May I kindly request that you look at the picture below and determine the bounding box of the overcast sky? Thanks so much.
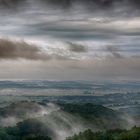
[0,0,140,81]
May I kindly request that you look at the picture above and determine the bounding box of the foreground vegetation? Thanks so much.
[0,102,139,140]
[0,121,140,140]
[66,127,140,140]
[0,119,52,140]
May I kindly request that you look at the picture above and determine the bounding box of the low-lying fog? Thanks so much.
[0,101,139,140]
[0,102,87,140]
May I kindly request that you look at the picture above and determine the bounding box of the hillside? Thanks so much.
[58,103,127,130]
[0,101,131,139]
[0,101,43,118]
[66,127,140,140]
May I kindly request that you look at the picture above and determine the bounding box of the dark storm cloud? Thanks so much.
[41,0,140,9]
[106,45,123,59]
[0,0,139,81]
[1,0,140,12]
[0,39,49,60]
[0,0,21,8]
[67,42,87,53]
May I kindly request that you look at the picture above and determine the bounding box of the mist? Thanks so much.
[0,101,139,140]
[0,102,88,140]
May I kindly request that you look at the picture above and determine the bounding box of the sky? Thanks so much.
[0,0,140,81]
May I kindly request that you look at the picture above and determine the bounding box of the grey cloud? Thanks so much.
[35,0,140,11]
[1,0,140,42]
[0,57,140,80]
[0,0,21,9]
[67,42,87,53]
[37,0,140,15]
[1,0,140,16]
[43,0,110,8]
[0,39,50,60]
[0,0,114,9]
[106,45,123,59]
[0,39,84,61]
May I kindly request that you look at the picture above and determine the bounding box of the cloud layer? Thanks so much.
[1,0,140,12]
[0,0,139,80]
[0,39,49,60]
[68,42,87,53]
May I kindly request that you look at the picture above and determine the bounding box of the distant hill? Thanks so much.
[0,101,49,127]
[58,103,127,130]
[0,101,128,129]
[0,101,43,118]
